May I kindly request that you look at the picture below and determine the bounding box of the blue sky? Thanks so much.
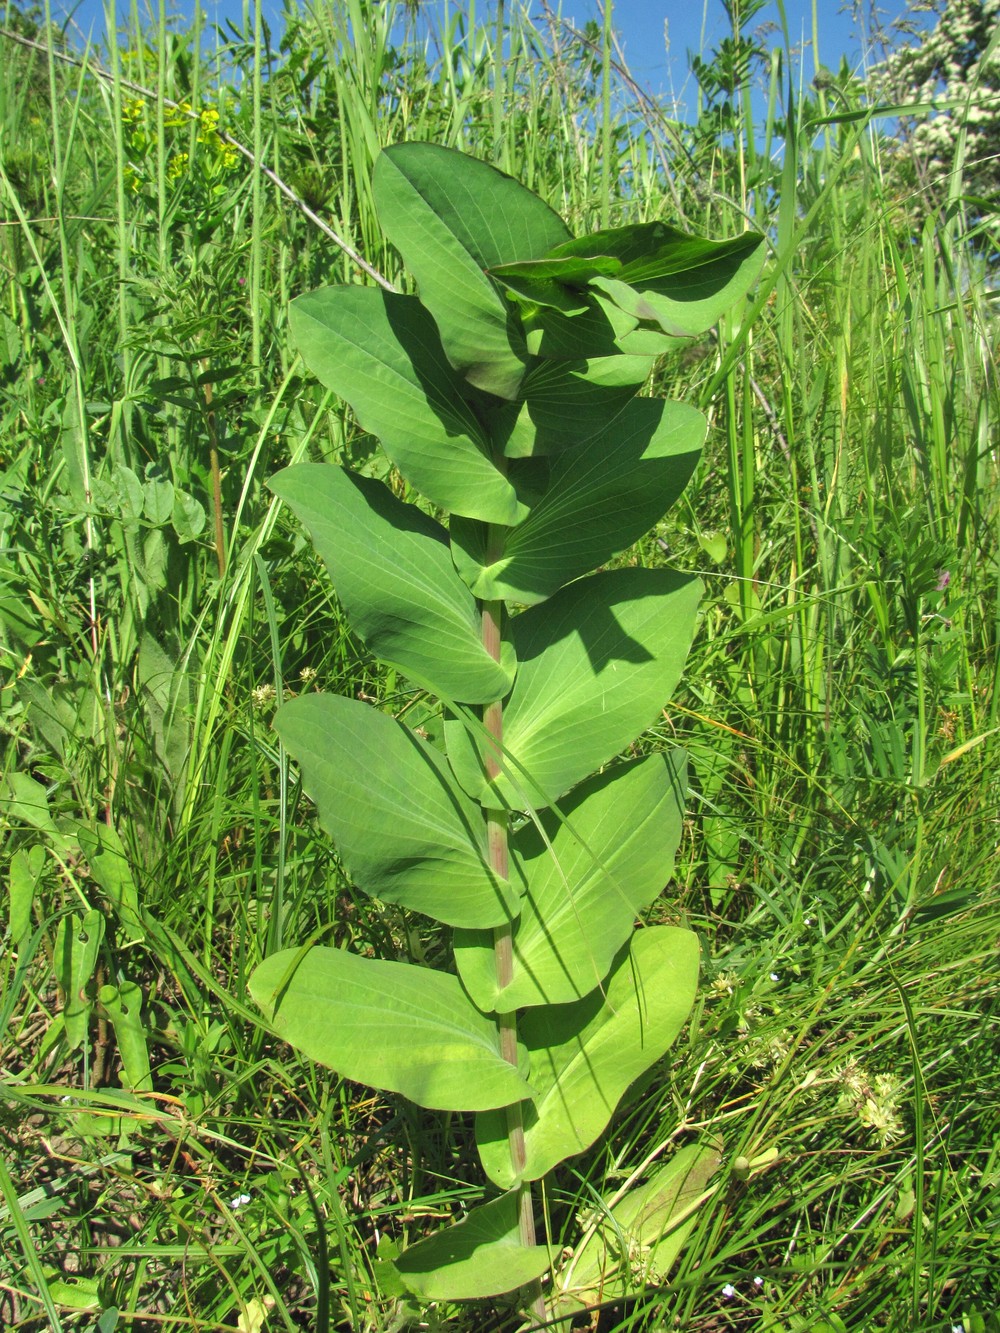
[563,1,924,104]
[60,0,928,121]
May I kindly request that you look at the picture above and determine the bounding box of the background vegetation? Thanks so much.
[0,0,997,1328]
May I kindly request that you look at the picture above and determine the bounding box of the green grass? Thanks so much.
[1,0,998,1328]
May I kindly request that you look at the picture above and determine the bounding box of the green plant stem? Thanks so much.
[481,602,524,1150]
[599,0,612,229]
[482,563,544,1320]
[200,362,227,579]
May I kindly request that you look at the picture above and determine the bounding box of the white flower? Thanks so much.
[769,972,780,982]
[722,1283,736,1298]
[228,1192,252,1209]
[251,683,276,711]
[753,1275,764,1288]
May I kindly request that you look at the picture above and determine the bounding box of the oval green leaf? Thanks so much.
[477,925,700,1186]
[455,752,688,1010]
[277,694,521,929]
[394,1191,550,1300]
[451,398,706,604]
[501,355,651,459]
[271,464,514,704]
[288,286,524,524]
[553,1141,721,1314]
[250,947,533,1111]
[374,143,570,398]
[590,229,767,338]
[445,568,702,808]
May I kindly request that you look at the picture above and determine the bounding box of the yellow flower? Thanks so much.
[166,152,189,181]
[164,100,193,129]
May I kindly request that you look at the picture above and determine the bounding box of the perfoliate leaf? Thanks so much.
[500,356,651,458]
[373,143,570,398]
[270,464,514,704]
[477,926,700,1185]
[523,296,625,360]
[288,286,524,524]
[490,254,622,283]
[587,228,766,339]
[455,752,688,1010]
[394,1191,550,1300]
[552,1141,721,1314]
[276,694,521,929]
[488,254,619,316]
[250,948,533,1111]
[445,568,702,808]
[451,398,706,604]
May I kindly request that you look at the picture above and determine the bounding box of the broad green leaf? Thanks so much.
[276,694,520,929]
[16,677,69,760]
[0,771,60,838]
[544,222,675,267]
[137,632,190,812]
[373,143,570,398]
[52,908,105,1050]
[451,399,706,604]
[548,220,759,276]
[501,356,651,458]
[289,286,523,524]
[552,1141,721,1314]
[97,981,152,1092]
[143,473,174,525]
[488,271,591,315]
[587,230,766,339]
[477,926,700,1186]
[9,845,44,942]
[250,947,532,1111]
[488,255,620,316]
[455,752,688,1010]
[445,568,702,808]
[113,464,144,528]
[172,487,206,543]
[523,296,625,360]
[76,823,144,942]
[270,464,514,704]
[43,1275,101,1312]
[490,254,622,283]
[394,1191,550,1300]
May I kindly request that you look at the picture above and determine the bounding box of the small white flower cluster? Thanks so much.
[708,970,738,998]
[228,1191,252,1209]
[251,683,276,712]
[836,1059,906,1147]
[873,0,1000,201]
